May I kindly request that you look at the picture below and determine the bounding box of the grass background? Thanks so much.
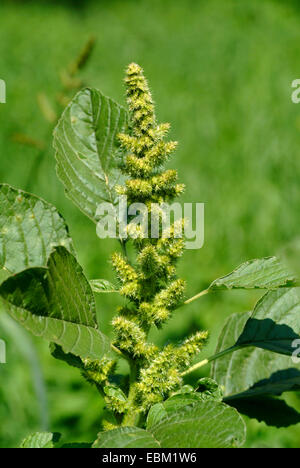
[0,0,300,447]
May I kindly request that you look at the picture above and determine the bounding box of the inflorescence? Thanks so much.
[85,63,208,423]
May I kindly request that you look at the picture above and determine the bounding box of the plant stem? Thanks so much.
[184,288,210,305]
[110,343,124,357]
[119,238,130,263]
[122,362,140,427]
[181,345,241,377]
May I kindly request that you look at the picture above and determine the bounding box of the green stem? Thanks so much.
[184,288,210,305]
[122,362,140,427]
[119,239,128,258]
[111,343,126,358]
[181,345,242,377]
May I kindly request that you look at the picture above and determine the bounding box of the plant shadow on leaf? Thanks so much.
[226,397,300,428]
[236,318,300,355]
[227,368,300,399]
[225,368,300,428]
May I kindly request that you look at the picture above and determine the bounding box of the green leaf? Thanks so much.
[236,288,300,355]
[90,279,119,293]
[146,402,167,429]
[226,368,300,400]
[209,256,296,290]
[196,377,223,401]
[0,184,73,284]
[53,88,128,223]
[171,384,194,396]
[103,386,127,403]
[94,397,245,448]
[49,343,84,369]
[211,309,300,398]
[227,397,300,428]
[147,400,246,448]
[146,393,205,429]
[20,432,60,448]
[0,247,110,360]
[93,427,160,449]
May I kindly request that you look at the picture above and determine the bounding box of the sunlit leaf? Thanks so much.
[0,247,110,360]
[53,88,128,223]
[210,257,296,291]
[0,184,73,284]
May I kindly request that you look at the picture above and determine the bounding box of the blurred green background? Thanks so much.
[1,0,300,448]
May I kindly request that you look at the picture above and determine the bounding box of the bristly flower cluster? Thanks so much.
[91,63,208,421]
